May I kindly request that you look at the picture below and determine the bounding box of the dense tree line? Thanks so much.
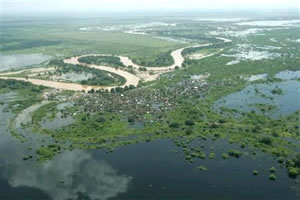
[182,42,228,56]
[88,84,136,94]
[78,56,125,67]
[150,30,224,43]
[49,59,125,86]
[0,79,45,92]
[133,51,174,67]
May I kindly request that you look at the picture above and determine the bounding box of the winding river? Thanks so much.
[0,38,231,92]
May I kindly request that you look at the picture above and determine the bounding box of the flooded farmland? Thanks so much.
[0,54,51,72]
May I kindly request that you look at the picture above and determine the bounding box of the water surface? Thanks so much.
[0,94,299,200]
[0,54,51,72]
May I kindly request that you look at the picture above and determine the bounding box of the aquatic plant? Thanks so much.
[288,167,299,178]
[196,165,207,172]
[269,174,276,181]
[269,167,276,173]
[253,170,258,176]
[228,150,242,158]
[222,153,229,159]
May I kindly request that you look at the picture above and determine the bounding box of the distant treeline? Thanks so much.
[182,42,228,56]
[0,79,45,93]
[78,56,125,68]
[133,51,174,67]
[0,40,61,51]
[150,30,223,43]
[49,59,125,86]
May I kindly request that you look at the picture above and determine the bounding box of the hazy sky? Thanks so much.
[2,0,299,13]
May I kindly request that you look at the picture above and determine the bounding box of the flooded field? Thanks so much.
[41,103,75,130]
[0,125,299,199]
[1,83,299,199]
[0,54,51,72]
[55,72,95,82]
[236,20,300,27]
[223,44,281,65]
[1,9,300,200]
[214,71,300,118]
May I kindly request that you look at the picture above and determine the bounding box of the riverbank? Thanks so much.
[0,38,230,92]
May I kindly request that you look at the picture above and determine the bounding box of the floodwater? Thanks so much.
[0,38,225,91]
[214,71,300,118]
[41,103,75,130]
[275,70,300,80]
[236,20,300,27]
[56,72,94,82]
[0,54,51,72]
[223,50,281,65]
[0,95,299,200]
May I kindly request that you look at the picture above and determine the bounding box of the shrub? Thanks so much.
[209,153,216,159]
[272,132,279,137]
[210,123,219,128]
[197,165,207,171]
[269,167,276,173]
[169,122,180,129]
[197,152,206,159]
[277,157,284,164]
[269,174,276,181]
[253,170,258,176]
[185,120,195,126]
[228,150,242,158]
[259,136,273,145]
[293,154,300,167]
[89,89,95,93]
[222,153,229,159]
[288,167,299,178]
[218,119,226,124]
[96,116,106,123]
[128,116,135,123]
[186,129,193,135]
[271,88,283,95]
[129,85,136,90]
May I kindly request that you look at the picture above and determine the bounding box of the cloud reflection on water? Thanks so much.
[4,149,132,200]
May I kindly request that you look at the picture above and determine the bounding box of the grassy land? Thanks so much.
[1,22,183,65]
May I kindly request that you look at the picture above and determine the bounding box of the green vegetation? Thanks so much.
[269,174,276,181]
[269,167,277,173]
[253,170,259,176]
[0,39,61,51]
[228,150,242,158]
[182,42,226,56]
[288,167,299,178]
[131,50,174,67]
[2,17,300,181]
[48,59,125,86]
[1,22,181,65]
[286,155,300,178]
[209,152,216,159]
[196,165,207,172]
[0,79,45,113]
[36,145,62,162]
[222,153,229,159]
[271,88,283,95]
[78,56,125,67]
